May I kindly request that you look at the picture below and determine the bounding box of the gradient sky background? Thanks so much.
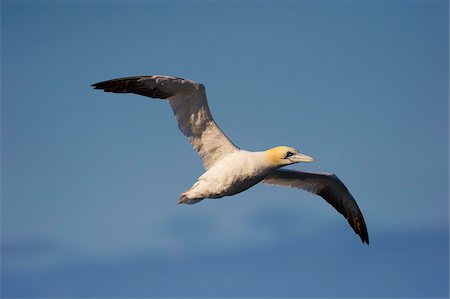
[1,0,449,297]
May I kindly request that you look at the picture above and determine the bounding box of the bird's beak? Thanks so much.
[289,152,314,163]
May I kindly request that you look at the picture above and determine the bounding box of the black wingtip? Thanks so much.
[90,78,132,93]
[91,83,103,89]
[91,81,105,90]
[91,77,174,99]
[91,80,115,90]
[360,231,369,245]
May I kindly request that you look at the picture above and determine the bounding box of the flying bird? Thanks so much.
[92,75,369,244]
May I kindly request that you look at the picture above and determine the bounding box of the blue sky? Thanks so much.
[1,0,449,297]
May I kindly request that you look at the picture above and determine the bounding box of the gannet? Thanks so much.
[92,75,369,244]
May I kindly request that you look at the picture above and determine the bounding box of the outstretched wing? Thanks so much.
[92,76,239,169]
[263,169,369,244]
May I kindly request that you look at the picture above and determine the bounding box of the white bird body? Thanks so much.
[92,75,369,244]
[182,150,272,203]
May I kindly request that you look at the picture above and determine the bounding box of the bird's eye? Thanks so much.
[285,151,294,159]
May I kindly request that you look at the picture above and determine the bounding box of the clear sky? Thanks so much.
[1,0,449,297]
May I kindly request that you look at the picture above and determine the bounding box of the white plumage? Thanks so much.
[92,75,369,244]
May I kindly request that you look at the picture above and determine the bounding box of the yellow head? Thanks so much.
[264,146,314,168]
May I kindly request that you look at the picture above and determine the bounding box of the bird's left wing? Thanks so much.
[263,169,369,244]
[92,76,238,169]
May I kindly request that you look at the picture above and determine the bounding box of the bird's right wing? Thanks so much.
[92,76,239,169]
[263,169,369,244]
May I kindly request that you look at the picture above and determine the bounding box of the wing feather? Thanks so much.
[263,169,369,244]
[92,76,238,169]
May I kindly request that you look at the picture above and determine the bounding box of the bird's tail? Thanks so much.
[178,194,203,205]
